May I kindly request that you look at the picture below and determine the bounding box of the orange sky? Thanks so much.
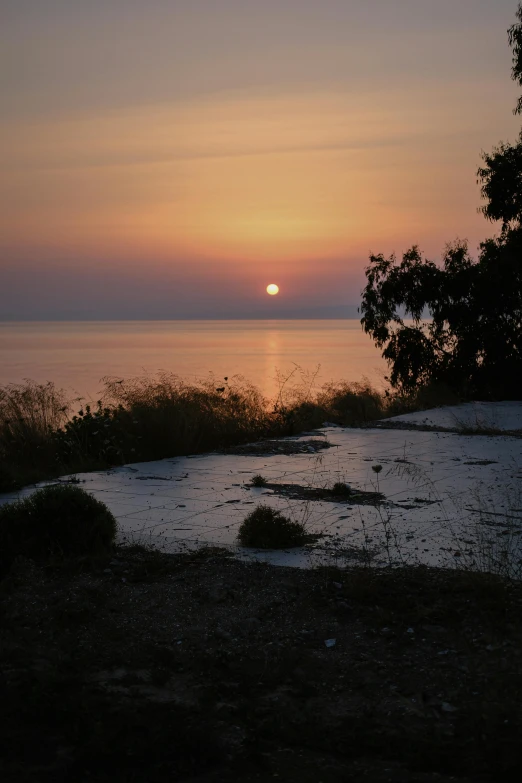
[1,0,521,318]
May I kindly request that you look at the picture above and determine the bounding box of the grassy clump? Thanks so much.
[0,484,117,575]
[250,474,268,487]
[330,481,352,496]
[238,505,307,549]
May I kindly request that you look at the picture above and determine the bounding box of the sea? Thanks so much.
[0,320,387,403]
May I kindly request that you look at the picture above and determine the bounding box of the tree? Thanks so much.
[509,3,522,116]
[360,5,522,400]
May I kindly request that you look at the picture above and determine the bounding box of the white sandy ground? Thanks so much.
[385,400,522,432]
[1,404,521,572]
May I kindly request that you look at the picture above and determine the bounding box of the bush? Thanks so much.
[99,372,273,460]
[250,475,268,487]
[238,505,307,549]
[330,482,352,496]
[0,484,117,574]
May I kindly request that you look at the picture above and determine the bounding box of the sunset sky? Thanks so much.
[1,0,521,319]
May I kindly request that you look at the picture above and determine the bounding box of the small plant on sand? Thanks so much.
[329,481,352,496]
[250,474,268,487]
[0,484,117,575]
[238,505,307,549]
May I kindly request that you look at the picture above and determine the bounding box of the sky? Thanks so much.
[1,0,521,319]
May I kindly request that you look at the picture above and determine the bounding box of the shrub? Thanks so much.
[250,475,268,487]
[0,484,117,574]
[330,481,352,496]
[238,505,307,549]
[317,381,386,425]
[100,372,273,460]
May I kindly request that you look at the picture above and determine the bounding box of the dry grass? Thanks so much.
[101,371,273,458]
[0,371,449,492]
[0,381,70,490]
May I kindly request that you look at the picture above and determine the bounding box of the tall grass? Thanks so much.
[0,381,70,490]
[101,372,274,458]
[0,370,440,492]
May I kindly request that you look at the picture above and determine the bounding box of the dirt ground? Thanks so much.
[1,547,521,782]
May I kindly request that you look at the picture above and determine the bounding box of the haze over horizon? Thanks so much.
[1,0,520,320]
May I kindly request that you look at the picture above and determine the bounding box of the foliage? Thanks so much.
[473,4,522,231]
[0,484,117,574]
[250,474,268,487]
[238,505,307,549]
[361,6,522,399]
[277,375,387,433]
[0,373,427,492]
[477,137,522,230]
[509,3,522,115]
[98,372,274,460]
[0,381,69,490]
[361,236,522,397]
[478,1,522,231]
[330,482,352,496]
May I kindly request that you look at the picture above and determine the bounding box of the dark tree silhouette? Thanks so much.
[509,3,522,116]
[361,5,522,399]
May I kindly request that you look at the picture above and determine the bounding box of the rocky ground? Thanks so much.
[1,547,521,782]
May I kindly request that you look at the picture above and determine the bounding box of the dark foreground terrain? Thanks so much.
[1,548,521,782]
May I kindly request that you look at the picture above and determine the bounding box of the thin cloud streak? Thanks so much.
[4,137,415,173]
[1,0,520,318]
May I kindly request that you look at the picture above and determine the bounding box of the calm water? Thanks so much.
[0,320,387,402]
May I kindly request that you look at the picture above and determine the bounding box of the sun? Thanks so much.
[266,283,279,295]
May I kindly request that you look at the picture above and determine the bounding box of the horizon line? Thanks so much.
[0,315,362,324]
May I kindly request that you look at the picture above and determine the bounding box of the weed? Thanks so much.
[250,474,268,487]
[0,484,117,575]
[329,481,352,496]
[238,505,308,549]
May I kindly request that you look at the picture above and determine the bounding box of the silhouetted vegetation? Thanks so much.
[238,505,308,548]
[0,484,116,575]
[329,481,352,496]
[361,7,522,400]
[0,373,427,492]
[250,474,268,487]
[0,381,70,491]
